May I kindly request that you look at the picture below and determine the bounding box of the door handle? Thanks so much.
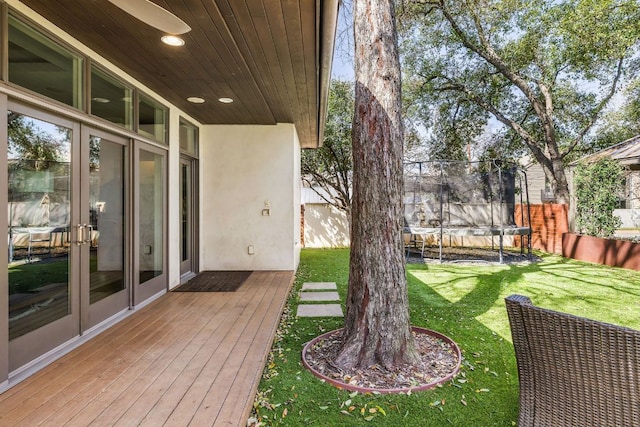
[84,224,93,245]
[76,224,85,246]
[76,224,93,245]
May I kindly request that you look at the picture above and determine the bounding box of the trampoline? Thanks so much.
[403,160,532,263]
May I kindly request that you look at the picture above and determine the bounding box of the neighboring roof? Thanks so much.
[572,135,640,166]
[18,0,339,148]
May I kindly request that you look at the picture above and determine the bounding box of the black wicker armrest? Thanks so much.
[505,294,640,427]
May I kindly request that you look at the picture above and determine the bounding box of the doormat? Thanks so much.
[173,271,253,292]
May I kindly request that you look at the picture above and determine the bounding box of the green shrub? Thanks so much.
[574,158,624,238]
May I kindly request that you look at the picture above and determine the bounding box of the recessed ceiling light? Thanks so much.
[161,35,185,46]
[187,97,206,104]
[218,97,234,104]
[92,97,110,103]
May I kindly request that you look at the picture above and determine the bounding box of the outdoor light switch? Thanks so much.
[144,245,152,255]
[262,200,271,216]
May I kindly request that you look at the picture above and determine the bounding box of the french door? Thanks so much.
[6,103,167,372]
[80,126,129,330]
[7,106,80,371]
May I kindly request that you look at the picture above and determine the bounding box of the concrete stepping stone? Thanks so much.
[302,282,337,291]
[297,304,343,317]
[299,291,340,302]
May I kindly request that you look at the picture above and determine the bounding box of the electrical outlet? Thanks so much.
[248,245,255,255]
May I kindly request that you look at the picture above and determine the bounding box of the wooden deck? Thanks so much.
[0,270,294,427]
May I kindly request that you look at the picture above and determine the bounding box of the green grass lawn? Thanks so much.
[8,258,69,293]
[251,248,640,426]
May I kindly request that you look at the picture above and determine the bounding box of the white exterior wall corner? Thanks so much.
[200,124,300,271]
[292,131,302,269]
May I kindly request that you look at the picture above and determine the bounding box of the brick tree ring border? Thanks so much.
[301,326,461,394]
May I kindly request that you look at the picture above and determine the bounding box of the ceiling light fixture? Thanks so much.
[92,97,110,103]
[218,97,234,104]
[187,97,206,104]
[161,35,185,46]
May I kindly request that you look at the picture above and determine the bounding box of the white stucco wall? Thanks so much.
[200,124,301,271]
[304,203,350,248]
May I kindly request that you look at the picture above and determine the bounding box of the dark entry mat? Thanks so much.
[173,271,252,292]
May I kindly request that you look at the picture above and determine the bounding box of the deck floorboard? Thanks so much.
[0,271,294,427]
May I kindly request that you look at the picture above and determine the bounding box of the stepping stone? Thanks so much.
[297,304,343,317]
[299,291,340,302]
[302,282,337,291]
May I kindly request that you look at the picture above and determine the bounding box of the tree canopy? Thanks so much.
[399,0,640,203]
[8,113,65,164]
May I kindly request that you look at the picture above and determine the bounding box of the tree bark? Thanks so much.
[335,0,418,370]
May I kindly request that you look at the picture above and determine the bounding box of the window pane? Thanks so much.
[179,120,198,155]
[8,15,83,109]
[139,150,164,284]
[8,111,72,339]
[138,95,167,144]
[91,66,133,129]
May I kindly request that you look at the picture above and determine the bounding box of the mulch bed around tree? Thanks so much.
[302,327,460,393]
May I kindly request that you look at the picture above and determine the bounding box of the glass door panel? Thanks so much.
[7,107,79,371]
[81,128,129,330]
[134,144,166,303]
[180,158,191,276]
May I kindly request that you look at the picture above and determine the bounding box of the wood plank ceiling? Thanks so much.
[18,0,335,148]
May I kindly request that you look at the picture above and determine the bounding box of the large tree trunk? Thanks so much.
[335,0,418,370]
[533,144,571,205]
[551,158,571,205]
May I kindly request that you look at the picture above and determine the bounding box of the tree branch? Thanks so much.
[437,77,552,170]
[561,57,626,159]
[437,1,550,125]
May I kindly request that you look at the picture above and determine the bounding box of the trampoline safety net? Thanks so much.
[403,160,532,263]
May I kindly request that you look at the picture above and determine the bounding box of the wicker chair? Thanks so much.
[505,294,640,427]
